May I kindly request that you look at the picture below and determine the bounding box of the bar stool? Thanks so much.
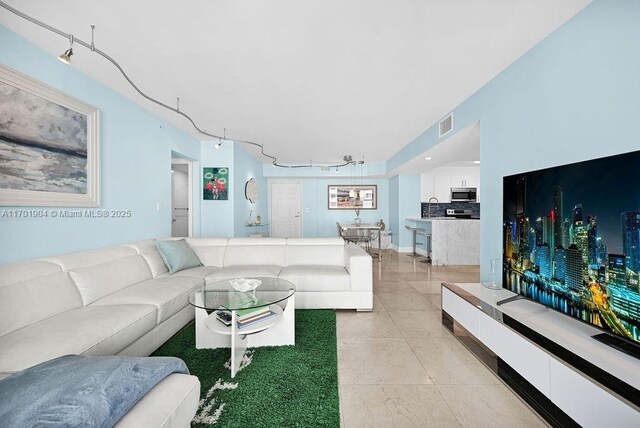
[416,229,432,264]
[405,226,432,264]
[405,226,425,257]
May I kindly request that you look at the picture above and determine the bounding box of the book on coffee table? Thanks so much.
[226,295,270,319]
[237,310,277,329]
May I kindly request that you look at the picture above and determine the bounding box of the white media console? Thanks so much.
[441,282,639,427]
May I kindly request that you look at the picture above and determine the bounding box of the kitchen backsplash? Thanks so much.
[421,202,480,219]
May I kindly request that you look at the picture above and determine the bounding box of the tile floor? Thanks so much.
[336,251,547,427]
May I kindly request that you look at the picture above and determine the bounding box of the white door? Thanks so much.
[270,182,303,238]
[171,164,190,237]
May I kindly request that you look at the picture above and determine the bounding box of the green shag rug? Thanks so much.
[152,310,340,427]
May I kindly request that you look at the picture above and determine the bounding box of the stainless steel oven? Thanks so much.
[450,187,477,202]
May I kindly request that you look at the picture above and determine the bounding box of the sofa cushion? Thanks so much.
[0,271,83,337]
[279,265,351,292]
[285,238,345,266]
[0,260,62,286]
[186,238,229,267]
[40,245,138,271]
[223,238,286,266]
[205,265,283,283]
[125,240,170,278]
[0,260,82,338]
[154,239,202,274]
[91,276,203,323]
[114,373,201,428]
[69,255,153,305]
[0,304,157,374]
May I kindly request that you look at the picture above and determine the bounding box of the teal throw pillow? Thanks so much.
[154,239,202,275]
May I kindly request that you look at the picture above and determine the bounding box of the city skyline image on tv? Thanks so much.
[503,150,640,346]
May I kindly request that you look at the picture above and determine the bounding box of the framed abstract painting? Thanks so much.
[0,64,100,207]
[203,167,229,200]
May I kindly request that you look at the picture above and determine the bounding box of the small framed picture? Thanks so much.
[327,185,377,210]
[203,167,229,200]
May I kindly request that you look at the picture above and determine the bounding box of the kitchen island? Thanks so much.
[406,217,480,265]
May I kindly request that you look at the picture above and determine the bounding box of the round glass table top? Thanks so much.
[188,277,296,311]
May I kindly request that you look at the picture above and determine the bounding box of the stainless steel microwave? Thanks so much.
[450,187,477,202]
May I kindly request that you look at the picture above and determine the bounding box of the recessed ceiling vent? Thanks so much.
[439,113,453,137]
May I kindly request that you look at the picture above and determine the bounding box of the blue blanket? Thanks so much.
[0,354,189,427]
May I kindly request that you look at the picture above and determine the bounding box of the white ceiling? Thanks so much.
[0,0,590,165]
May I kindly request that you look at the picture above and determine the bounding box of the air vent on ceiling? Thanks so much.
[439,113,453,137]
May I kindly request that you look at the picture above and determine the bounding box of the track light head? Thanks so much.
[214,142,221,149]
[58,47,73,64]
[58,34,74,64]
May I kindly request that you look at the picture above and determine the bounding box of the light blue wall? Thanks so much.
[200,141,234,237]
[0,25,201,264]
[264,161,387,178]
[388,176,400,246]
[386,0,640,279]
[386,174,420,249]
[233,144,268,237]
[267,178,389,238]
[316,178,389,237]
[397,175,421,249]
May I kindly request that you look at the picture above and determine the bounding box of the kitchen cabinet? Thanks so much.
[421,166,480,203]
[432,175,452,202]
[451,174,477,188]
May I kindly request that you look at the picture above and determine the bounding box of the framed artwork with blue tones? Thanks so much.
[0,64,100,207]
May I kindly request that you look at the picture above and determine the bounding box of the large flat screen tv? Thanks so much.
[503,150,640,355]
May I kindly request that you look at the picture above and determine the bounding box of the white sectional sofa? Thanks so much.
[153,237,373,309]
[0,245,201,428]
[0,236,372,427]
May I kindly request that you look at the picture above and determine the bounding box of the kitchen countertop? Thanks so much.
[406,217,480,222]
[404,217,480,265]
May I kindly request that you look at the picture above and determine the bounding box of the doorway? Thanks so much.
[171,159,193,237]
[269,182,303,238]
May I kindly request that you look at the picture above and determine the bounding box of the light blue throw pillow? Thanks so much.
[153,239,202,274]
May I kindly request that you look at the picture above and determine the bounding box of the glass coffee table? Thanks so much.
[188,277,296,377]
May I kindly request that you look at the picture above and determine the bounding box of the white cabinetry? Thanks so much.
[451,174,477,188]
[421,166,480,203]
[432,175,452,202]
[442,285,640,427]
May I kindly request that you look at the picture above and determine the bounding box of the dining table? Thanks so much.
[338,222,382,260]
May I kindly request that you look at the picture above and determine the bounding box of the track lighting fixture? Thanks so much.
[215,129,226,149]
[57,34,74,64]
[0,1,368,170]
